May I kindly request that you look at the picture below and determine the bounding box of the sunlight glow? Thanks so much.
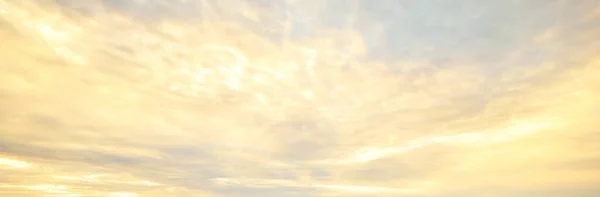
[0,157,30,168]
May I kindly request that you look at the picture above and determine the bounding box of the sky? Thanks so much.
[0,0,599,196]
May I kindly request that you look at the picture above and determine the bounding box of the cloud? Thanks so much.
[1,0,599,197]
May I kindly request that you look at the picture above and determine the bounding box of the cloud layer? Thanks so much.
[1,0,599,196]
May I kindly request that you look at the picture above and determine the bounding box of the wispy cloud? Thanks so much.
[0,0,599,197]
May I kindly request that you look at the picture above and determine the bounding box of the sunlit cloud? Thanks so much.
[346,120,556,163]
[0,156,29,168]
[313,184,410,193]
[109,192,139,197]
[0,0,599,197]
[211,177,423,194]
